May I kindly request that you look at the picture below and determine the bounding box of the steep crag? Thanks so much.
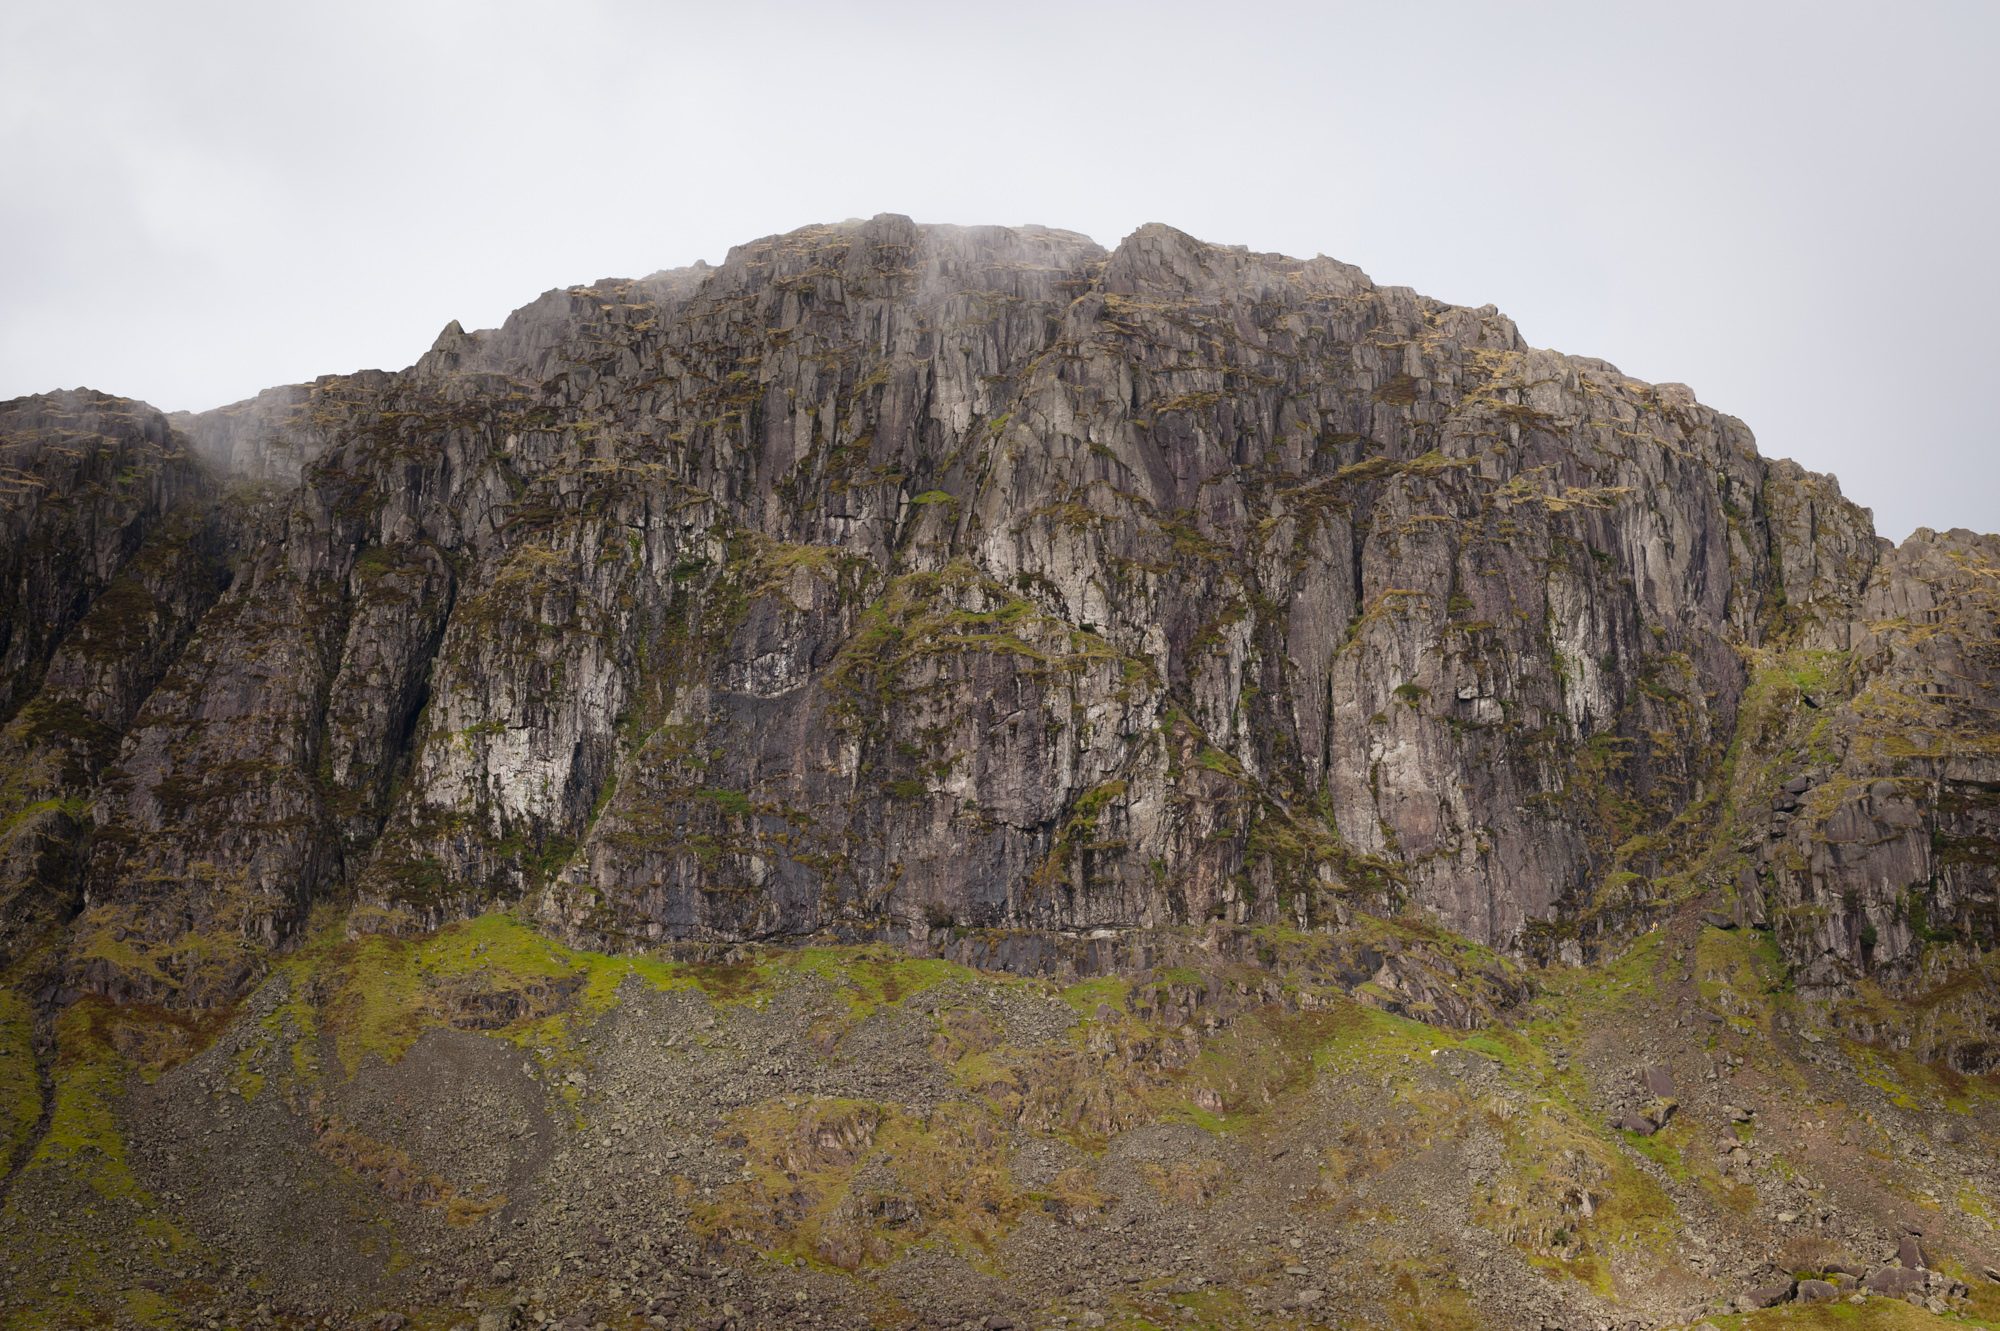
[0,217,1996,1330]
[5,216,1988,1008]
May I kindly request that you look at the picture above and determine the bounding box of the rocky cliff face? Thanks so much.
[3,216,1998,1331]
[0,390,227,961]
[0,216,1992,1022]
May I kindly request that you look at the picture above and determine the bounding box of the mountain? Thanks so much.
[0,216,1995,1330]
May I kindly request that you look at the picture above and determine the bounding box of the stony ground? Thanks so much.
[1,905,1996,1331]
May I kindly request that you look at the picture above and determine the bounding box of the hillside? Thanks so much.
[0,215,1994,1330]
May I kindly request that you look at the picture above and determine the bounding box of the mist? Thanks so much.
[2,0,1995,540]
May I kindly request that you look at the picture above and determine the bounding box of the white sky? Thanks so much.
[2,0,1994,540]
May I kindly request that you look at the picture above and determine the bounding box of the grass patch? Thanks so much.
[692,1096,1028,1271]
[0,988,40,1170]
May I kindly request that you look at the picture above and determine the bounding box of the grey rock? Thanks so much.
[1868,1266,1926,1297]
[1610,1112,1659,1137]
[0,217,1990,1060]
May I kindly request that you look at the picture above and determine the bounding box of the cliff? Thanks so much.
[1,216,1996,1330]
[4,215,1990,1018]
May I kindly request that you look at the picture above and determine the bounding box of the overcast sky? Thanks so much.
[2,1,1994,540]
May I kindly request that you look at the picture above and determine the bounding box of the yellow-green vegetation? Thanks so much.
[1563,641,1852,934]
[247,911,694,1079]
[1059,974,1132,1017]
[0,987,39,1169]
[935,985,1161,1144]
[1314,995,1689,1299]
[1375,1248,1488,1331]
[1032,779,1131,890]
[740,534,876,608]
[1526,928,1670,1036]
[29,1000,162,1203]
[66,891,277,1008]
[1696,924,1788,1037]
[1843,1038,1992,1116]
[2,996,194,1299]
[3,904,1985,1328]
[1696,1287,2000,1330]
[822,560,1142,735]
[0,990,201,1331]
[1958,1183,1997,1230]
[1476,934,1728,1290]
[232,914,983,1094]
[1835,956,2000,1083]
[692,1096,1047,1272]
[1100,1283,1258,1330]
[775,946,973,1015]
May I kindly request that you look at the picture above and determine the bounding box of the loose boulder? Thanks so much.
[1868,1266,1926,1297]
[1740,1279,1794,1310]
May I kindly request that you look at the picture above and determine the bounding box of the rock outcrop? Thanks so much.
[0,390,226,958]
[0,215,1991,1022]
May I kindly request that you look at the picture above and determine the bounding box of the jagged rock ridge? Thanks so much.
[0,214,1992,1032]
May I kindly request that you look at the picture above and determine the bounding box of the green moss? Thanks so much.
[692,1096,1026,1272]
[264,912,689,1075]
[1694,925,1784,1036]
[767,946,974,1017]
[823,561,1139,744]
[25,1001,164,1209]
[1842,1039,1979,1115]
[1703,1295,2000,1329]
[1059,975,1132,1017]
[244,915,1003,1088]
[0,989,40,1170]
[1621,1124,1689,1180]
[1195,744,1243,777]
[694,786,754,817]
